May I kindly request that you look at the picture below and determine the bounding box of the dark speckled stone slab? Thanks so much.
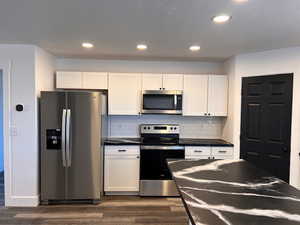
[167,159,300,225]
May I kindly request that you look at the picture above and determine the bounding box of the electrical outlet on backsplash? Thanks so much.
[108,115,225,139]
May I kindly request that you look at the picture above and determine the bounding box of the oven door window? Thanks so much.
[143,94,175,110]
[140,150,184,180]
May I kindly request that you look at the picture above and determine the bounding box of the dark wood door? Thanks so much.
[240,74,293,182]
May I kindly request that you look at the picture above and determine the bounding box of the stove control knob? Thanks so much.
[174,127,177,130]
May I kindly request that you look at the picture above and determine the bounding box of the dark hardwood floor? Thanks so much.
[0,196,189,225]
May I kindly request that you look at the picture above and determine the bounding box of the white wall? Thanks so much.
[0,45,55,207]
[224,47,300,189]
[55,58,224,74]
[35,47,55,96]
[0,71,3,172]
[0,45,38,206]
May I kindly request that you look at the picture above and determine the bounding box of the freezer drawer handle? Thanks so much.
[61,109,67,167]
[66,109,72,167]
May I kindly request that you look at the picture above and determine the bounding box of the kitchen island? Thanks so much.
[167,159,300,225]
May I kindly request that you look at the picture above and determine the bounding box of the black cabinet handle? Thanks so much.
[118,150,127,152]
[194,150,203,153]
[218,150,227,153]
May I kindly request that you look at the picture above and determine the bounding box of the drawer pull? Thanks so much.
[194,150,203,153]
[118,150,127,152]
[218,150,227,153]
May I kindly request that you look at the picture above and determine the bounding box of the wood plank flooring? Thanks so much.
[0,196,189,225]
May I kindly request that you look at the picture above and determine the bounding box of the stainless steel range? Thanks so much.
[139,124,185,196]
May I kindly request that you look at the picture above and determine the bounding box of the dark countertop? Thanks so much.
[167,159,300,225]
[104,138,233,147]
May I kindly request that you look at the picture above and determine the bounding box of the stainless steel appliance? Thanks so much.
[142,90,183,115]
[139,124,184,196]
[40,91,107,204]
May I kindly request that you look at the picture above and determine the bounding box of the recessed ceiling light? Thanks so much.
[137,44,148,50]
[234,0,248,2]
[82,42,94,48]
[212,14,231,24]
[189,45,201,52]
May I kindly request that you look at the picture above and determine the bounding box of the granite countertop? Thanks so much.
[167,159,300,225]
[104,138,233,147]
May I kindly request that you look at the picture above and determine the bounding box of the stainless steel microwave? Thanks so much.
[142,90,183,115]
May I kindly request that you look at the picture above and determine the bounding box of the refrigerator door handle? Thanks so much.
[61,109,67,167]
[66,109,72,167]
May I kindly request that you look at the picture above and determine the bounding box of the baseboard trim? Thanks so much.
[5,195,39,207]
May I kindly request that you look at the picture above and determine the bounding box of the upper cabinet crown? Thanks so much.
[142,74,183,90]
[56,71,108,89]
[183,75,228,117]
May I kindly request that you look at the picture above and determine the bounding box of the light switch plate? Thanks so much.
[9,127,18,136]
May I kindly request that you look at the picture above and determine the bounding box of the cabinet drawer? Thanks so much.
[105,145,140,156]
[185,147,211,156]
[211,147,233,156]
[185,156,210,160]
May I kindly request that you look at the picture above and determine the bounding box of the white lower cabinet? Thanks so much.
[104,146,140,192]
[211,147,234,159]
[185,146,233,160]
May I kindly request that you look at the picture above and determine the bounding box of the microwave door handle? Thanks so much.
[174,95,177,109]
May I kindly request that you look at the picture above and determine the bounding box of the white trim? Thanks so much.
[0,60,11,207]
[5,195,39,207]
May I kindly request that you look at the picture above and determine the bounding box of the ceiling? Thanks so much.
[0,0,300,61]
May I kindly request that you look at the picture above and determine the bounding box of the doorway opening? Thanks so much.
[240,74,293,182]
[0,70,3,205]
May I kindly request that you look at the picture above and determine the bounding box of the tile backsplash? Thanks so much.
[108,115,225,138]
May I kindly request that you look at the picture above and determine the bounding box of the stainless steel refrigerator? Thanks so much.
[40,91,107,204]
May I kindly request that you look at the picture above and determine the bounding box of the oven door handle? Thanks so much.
[141,145,185,151]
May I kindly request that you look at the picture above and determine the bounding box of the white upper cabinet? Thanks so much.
[108,73,142,115]
[142,74,163,90]
[141,74,183,90]
[207,75,228,116]
[183,75,208,116]
[183,74,228,117]
[163,74,183,90]
[56,71,108,89]
[56,71,82,89]
[82,72,108,89]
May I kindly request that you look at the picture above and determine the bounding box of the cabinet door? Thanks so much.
[183,75,208,116]
[185,146,211,159]
[142,74,163,90]
[56,71,82,89]
[208,75,228,116]
[211,147,233,160]
[104,155,140,192]
[82,72,108,89]
[163,74,183,90]
[108,73,142,115]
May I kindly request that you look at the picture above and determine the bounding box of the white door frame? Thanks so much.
[0,60,11,207]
